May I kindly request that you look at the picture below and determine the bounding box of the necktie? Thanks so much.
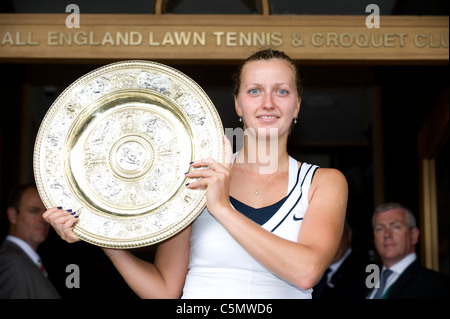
[373,269,393,299]
[37,259,48,277]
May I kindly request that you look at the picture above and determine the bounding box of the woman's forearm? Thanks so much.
[102,226,191,299]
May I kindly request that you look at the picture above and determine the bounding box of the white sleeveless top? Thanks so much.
[182,156,319,299]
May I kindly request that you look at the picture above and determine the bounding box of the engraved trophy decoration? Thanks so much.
[34,61,224,248]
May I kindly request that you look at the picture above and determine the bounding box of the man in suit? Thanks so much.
[367,202,448,299]
[0,183,60,299]
[312,221,369,299]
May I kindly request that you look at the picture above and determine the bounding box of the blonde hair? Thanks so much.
[232,48,303,98]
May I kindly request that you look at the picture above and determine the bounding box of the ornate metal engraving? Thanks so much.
[34,60,224,248]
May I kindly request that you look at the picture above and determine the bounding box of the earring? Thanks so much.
[239,117,242,123]
[294,117,298,124]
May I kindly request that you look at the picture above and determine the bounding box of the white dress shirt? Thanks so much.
[367,252,417,299]
[6,235,42,267]
[325,248,352,287]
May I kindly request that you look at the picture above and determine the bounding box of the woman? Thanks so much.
[43,49,348,299]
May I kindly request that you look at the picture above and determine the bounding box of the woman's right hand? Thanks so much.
[43,207,80,243]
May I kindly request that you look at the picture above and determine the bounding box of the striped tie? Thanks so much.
[373,269,393,299]
[37,259,48,277]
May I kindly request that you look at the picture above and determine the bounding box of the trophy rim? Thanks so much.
[34,60,224,248]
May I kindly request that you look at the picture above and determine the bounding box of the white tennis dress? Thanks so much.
[182,156,319,299]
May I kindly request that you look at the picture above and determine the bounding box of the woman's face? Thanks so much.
[234,59,300,140]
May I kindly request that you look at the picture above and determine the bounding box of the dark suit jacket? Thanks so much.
[0,240,61,299]
[364,259,449,299]
[312,249,370,299]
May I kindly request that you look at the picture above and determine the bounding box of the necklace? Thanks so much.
[238,162,282,195]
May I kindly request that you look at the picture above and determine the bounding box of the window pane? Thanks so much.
[10,0,155,13]
[164,0,259,14]
[270,0,396,15]
[6,0,449,16]
[394,0,449,16]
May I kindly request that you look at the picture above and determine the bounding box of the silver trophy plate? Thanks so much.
[34,60,224,248]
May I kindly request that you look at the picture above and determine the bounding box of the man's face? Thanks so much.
[373,208,419,267]
[8,187,49,250]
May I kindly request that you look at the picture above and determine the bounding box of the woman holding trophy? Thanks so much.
[43,49,347,299]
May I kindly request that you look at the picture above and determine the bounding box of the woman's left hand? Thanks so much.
[185,136,233,215]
